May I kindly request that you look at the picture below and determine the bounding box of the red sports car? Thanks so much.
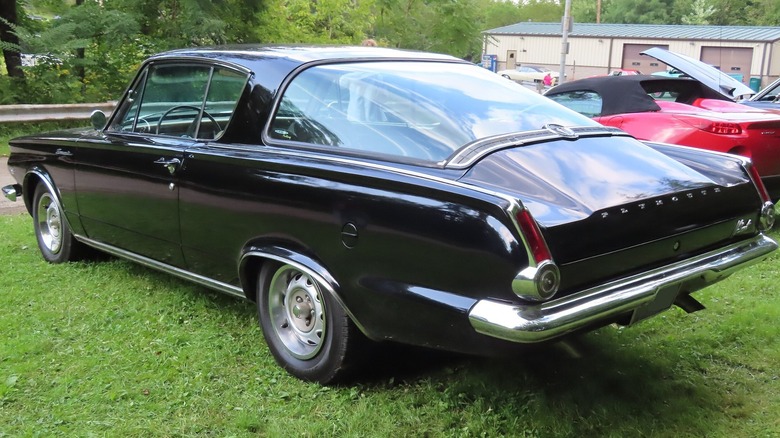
[546,75,780,200]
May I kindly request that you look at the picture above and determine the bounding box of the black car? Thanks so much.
[4,46,777,383]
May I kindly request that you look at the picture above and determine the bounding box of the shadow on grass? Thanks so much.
[97,261,724,436]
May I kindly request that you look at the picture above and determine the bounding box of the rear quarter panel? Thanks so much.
[177,145,530,349]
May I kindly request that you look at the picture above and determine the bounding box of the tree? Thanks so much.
[479,0,527,30]
[256,0,374,44]
[108,0,264,48]
[601,0,683,24]
[428,0,483,59]
[0,0,23,77]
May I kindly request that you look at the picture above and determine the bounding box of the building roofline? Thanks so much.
[484,22,780,43]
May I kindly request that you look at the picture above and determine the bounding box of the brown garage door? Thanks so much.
[701,47,753,84]
[622,43,669,74]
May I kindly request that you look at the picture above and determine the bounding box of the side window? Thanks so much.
[269,67,453,159]
[200,68,247,140]
[136,65,210,137]
[111,70,148,132]
[108,64,247,140]
[547,91,603,117]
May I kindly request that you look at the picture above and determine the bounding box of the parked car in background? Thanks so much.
[497,65,560,84]
[651,67,685,78]
[547,74,780,200]
[745,77,780,111]
[608,69,642,76]
[4,46,777,384]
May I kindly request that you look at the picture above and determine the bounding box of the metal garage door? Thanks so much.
[622,44,669,74]
[701,47,753,84]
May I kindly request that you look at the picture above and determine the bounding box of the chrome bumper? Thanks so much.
[2,184,20,202]
[469,233,777,343]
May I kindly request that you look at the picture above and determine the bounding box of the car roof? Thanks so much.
[547,75,725,116]
[145,45,468,96]
[151,45,461,67]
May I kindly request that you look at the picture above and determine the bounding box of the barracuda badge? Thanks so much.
[544,124,578,139]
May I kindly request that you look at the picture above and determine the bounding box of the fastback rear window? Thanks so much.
[269,61,595,162]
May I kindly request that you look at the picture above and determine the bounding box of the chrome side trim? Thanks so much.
[75,235,246,300]
[469,233,778,343]
[445,126,629,170]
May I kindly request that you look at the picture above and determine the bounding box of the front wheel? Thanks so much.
[257,262,362,384]
[32,183,84,263]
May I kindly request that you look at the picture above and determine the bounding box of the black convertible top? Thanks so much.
[546,75,728,116]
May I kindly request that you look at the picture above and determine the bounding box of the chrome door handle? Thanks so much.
[154,157,181,175]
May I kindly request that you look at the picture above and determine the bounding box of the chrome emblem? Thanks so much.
[734,218,753,235]
[544,124,578,139]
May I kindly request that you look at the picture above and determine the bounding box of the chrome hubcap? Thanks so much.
[268,266,326,360]
[37,193,63,254]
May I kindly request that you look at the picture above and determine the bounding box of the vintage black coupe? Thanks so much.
[4,46,778,383]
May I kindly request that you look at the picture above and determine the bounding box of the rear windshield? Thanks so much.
[269,61,596,162]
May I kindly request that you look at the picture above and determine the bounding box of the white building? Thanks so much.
[483,22,780,88]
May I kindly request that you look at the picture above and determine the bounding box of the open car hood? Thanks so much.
[641,47,755,101]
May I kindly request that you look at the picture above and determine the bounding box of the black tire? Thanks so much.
[32,183,84,263]
[257,262,362,384]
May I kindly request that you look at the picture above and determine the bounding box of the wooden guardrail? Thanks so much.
[0,102,116,123]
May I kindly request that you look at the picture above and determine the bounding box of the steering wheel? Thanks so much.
[156,105,220,137]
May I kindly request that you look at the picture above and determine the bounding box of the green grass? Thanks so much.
[1,213,779,437]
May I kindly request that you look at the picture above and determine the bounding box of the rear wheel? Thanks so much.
[257,262,362,384]
[32,184,84,263]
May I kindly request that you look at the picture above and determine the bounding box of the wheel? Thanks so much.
[32,183,83,263]
[257,262,362,384]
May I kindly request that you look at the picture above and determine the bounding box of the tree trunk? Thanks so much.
[74,0,85,90]
[0,0,24,78]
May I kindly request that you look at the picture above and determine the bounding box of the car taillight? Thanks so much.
[747,161,772,204]
[516,208,552,262]
[744,162,776,231]
[705,122,742,135]
[677,116,742,135]
[513,208,560,302]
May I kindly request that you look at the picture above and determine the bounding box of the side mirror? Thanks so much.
[90,110,107,130]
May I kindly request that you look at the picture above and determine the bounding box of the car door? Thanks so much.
[74,62,212,266]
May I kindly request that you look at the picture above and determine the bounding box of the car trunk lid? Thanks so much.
[640,47,755,101]
[459,136,763,295]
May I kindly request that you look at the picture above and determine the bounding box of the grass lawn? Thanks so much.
[1,213,779,437]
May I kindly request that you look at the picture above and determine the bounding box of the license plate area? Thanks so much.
[629,284,682,325]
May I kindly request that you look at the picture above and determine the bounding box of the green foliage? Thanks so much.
[602,0,682,24]
[372,0,484,58]
[255,0,374,44]
[428,0,483,58]
[4,0,780,104]
[479,0,528,30]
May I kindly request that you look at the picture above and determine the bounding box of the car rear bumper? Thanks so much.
[2,184,21,202]
[469,233,777,343]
